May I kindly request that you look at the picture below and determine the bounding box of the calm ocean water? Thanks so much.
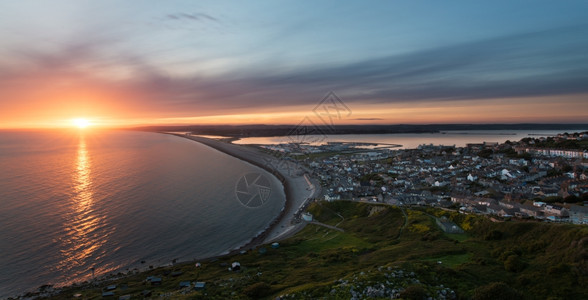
[0,130,285,298]
[233,130,585,148]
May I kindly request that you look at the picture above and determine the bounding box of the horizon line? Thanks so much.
[3,122,588,131]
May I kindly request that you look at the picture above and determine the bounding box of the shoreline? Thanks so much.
[166,133,315,254]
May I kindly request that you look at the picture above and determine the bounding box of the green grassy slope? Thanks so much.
[39,201,587,299]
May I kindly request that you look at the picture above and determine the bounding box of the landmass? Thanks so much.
[20,131,588,299]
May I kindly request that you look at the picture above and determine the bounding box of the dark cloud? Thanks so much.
[242,25,588,104]
[149,24,588,111]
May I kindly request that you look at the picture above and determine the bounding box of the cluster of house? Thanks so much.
[283,137,588,225]
[514,132,588,159]
[451,196,588,224]
[515,147,588,159]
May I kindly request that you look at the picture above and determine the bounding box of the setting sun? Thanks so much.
[72,118,91,129]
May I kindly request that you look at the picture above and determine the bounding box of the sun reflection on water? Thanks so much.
[57,133,114,283]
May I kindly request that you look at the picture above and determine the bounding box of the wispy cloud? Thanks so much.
[166,12,217,22]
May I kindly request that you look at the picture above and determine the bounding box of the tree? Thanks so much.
[478,149,494,158]
[544,196,563,204]
[564,195,581,203]
[517,152,533,161]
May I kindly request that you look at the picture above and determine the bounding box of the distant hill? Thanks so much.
[135,123,588,137]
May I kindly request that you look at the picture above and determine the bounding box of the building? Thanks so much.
[194,282,206,291]
[515,147,588,159]
[436,217,464,234]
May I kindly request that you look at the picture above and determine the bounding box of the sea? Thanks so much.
[232,130,584,148]
[0,130,285,298]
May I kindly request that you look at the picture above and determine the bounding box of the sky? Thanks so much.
[1,0,587,128]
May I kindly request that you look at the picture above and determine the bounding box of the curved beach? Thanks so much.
[168,133,318,251]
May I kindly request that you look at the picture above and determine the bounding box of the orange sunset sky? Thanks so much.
[1,1,587,129]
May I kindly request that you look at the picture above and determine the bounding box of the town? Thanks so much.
[263,132,588,225]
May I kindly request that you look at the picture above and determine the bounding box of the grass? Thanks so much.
[422,253,472,267]
[445,232,470,242]
[286,225,373,254]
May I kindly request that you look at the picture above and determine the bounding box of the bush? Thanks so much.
[421,231,441,241]
[548,263,570,275]
[243,282,272,298]
[504,255,526,272]
[472,282,522,300]
[498,250,516,262]
[484,230,503,240]
[399,285,428,300]
[409,223,431,234]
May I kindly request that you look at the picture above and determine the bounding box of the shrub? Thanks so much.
[504,255,526,272]
[484,230,503,241]
[547,263,570,275]
[421,231,441,241]
[243,282,272,298]
[399,285,428,300]
[409,223,431,234]
[472,282,522,300]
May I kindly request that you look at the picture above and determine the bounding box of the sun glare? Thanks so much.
[72,118,91,129]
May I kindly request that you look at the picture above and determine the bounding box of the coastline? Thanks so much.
[166,133,316,253]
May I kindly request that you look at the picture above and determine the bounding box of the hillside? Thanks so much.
[35,201,587,299]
